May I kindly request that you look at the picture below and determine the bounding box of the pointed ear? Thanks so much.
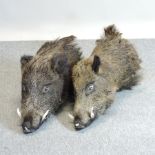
[51,53,70,75]
[91,55,101,73]
[20,55,33,68]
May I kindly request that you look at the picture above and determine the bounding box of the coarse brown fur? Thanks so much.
[20,35,81,133]
[72,25,141,130]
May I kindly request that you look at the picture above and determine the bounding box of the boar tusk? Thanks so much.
[24,126,30,132]
[42,110,50,122]
[75,123,80,127]
[17,108,22,118]
[90,107,95,119]
[68,113,74,120]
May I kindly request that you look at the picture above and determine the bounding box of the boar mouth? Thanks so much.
[74,108,97,131]
[22,118,45,134]
[23,126,37,134]
[74,117,96,131]
[21,110,50,134]
[22,120,40,134]
[74,119,92,131]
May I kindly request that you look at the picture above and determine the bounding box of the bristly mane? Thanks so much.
[23,36,82,73]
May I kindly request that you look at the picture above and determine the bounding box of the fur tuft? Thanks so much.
[104,24,121,39]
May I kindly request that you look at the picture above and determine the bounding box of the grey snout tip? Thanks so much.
[22,116,39,134]
[74,117,86,131]
[23,126,32,134]
[22,122,39,134]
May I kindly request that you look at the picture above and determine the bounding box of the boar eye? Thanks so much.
[42,86,50,93]
[85,83,95,96]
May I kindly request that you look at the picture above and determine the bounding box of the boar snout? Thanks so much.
[74,107,97,130]
[22,115,41,134]
[22,110,49,134]
[74,116,86,130]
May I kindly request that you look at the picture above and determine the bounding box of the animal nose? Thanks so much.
[22,116,37,134]
[74,117,86,131]
[22,121,32,134]
[74,110,97,131]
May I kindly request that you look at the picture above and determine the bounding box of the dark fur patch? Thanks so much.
[21,55,33,67]
[92,55,101,73]
[51,53,70,75]
[104,24,121,38]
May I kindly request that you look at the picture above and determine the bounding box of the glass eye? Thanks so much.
[42,86,49,93]
[85,83,95,96]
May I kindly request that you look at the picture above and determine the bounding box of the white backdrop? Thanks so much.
[0,0,155,40]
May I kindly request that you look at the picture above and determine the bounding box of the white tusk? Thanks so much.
[17,108,22,118]
[24,126,30,132]
[68,113,74,120]
[75,123,80,127]
[42,110,50,121]
[90,107,95,119]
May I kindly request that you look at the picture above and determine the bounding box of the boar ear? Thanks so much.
[20,55,33,68]
[51,53,69,75]
[92,55,101,73]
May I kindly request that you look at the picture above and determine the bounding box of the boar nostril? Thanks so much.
[23,115,33,124]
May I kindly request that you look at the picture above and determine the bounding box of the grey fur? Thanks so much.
[20,35,81,133]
